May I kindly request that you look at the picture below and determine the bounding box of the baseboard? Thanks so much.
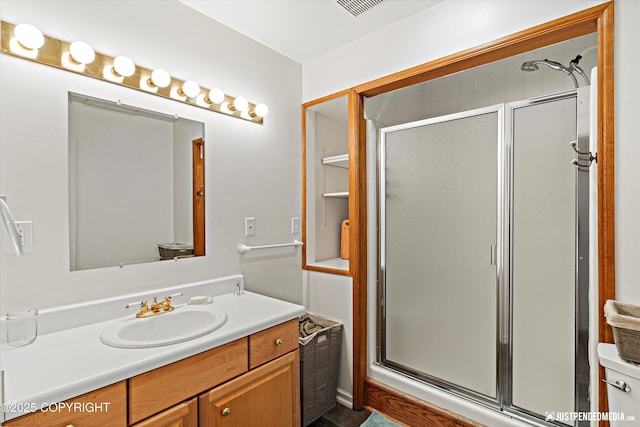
[365,378,484,427]
[336,387,353,408]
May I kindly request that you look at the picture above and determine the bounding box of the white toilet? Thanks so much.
[598,343,640,426]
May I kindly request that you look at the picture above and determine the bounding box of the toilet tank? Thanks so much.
[598,343,640,425]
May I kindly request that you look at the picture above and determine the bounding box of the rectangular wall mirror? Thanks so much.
[69,93,205,271]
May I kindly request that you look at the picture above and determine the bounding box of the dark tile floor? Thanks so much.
[307,404,372,427]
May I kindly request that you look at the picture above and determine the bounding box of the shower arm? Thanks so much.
[565,72,579,89]
[571,65,590,86]
[569,55,590,86]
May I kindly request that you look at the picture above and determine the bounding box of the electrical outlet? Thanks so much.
[291,217,300,234]
[245,217,256,236]
[3,221,33,254]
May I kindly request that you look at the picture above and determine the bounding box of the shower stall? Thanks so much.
[374,85,592,426]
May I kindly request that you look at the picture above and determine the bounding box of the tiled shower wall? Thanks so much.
[366,33,597,126]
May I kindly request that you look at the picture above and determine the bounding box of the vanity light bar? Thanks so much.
[0,21,268,124]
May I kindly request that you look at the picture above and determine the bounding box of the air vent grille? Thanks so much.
[336,0,384,17]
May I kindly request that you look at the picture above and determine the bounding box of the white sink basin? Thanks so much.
[100,305,228,349]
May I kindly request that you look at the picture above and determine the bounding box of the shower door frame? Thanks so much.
[376,90,591,425]
[348,3,614,418]
[376,104,506,412]
[500,89,591,424]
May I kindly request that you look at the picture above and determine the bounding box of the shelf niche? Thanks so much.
[303,93,350,274]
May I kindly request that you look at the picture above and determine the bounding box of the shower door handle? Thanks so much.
[490,244,497,266]
[602,378,631,393]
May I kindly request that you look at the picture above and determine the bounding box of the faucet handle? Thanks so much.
[166,292,183,300]
[126,300,149,318]
[125,300,147,309]
[162,292,183,310]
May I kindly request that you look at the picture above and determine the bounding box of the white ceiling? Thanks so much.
[178,0,443,64]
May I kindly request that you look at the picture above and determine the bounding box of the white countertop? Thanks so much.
[1,279,305,422]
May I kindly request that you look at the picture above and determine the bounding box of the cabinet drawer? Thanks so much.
[131,397,197,427]
[2,381,126,427]
[249,319,298,369]
[128,338,248,424]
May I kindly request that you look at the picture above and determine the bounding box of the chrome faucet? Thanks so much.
[233,280,244,295]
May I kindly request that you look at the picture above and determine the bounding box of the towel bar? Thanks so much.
[237,239,303,254]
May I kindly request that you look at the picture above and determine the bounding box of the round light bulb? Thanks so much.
[181,80,200,98]
[69,41,95,64]
[14,23,44,50]
[254,103,269,118]
[113,56,135,77]
[150,69,171,88]
[207,88,225,104]
[232,96,249,112]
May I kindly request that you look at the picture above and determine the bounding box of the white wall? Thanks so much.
[614,0,640,304]
[304,271,354,405]
[0,0,303,312]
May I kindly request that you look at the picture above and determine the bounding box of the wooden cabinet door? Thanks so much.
[131,398,196,427]
[199,350,300,427]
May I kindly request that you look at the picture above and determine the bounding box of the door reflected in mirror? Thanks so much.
[69,93,205,271]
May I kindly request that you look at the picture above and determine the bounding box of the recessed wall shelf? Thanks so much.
[312,257,349,271]
[303,92,350,275]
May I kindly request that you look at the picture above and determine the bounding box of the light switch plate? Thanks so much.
[245,217,256,236]
[3,220,33,254]
[291,217,300,234]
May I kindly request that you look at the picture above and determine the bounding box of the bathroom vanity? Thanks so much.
[1,275,305,427]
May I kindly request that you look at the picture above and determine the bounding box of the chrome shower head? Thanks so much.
[523,59,571,73]
[520,61,539,72]
[520,58,579,88]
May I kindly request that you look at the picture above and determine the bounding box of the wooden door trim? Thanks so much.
[348,88,367,409]
[192,138,205,256]
[350,1,615,420]
[596,3,615,421]
[302,89,352,274]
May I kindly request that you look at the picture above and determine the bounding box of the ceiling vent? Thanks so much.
[336,0,384,17]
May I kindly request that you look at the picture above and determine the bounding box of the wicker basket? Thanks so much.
[157,243,194,260]
[604,299,640,364]
[299,313,343,427]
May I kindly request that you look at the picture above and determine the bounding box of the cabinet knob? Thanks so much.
[221,407,231,417]
[275,338,283,346]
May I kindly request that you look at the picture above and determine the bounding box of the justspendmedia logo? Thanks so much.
[544,411,635,422]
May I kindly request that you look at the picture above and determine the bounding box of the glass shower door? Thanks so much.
[379,106,502,401]
[509,96,578,419]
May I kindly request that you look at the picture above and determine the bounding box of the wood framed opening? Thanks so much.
[349,2,615,423]
[192,138,205,257]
